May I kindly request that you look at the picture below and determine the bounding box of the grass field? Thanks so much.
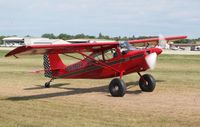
[0,50,200,127]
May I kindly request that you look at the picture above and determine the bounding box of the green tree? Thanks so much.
[98,32,103,39]
[58,33,73,40]
[87,35,96,39]
[104,35,110,40]
[75,33,85,39]
[113,36,121,41]
[25,35,31,37]
[121,36,128,41]
[41,33,56,39]
[174,39,190,44]
[0,36,6,44]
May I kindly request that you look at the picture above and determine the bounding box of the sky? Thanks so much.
[0,0,199,39]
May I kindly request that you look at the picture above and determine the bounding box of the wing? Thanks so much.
[128,36,187,44]
[5,42,119,57]
[5,36,187,57]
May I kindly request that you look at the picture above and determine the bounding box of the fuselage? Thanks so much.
[52,47,162,79]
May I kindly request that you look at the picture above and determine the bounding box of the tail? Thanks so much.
[43,54,66,78]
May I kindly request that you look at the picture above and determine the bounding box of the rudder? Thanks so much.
[43,54,66,78]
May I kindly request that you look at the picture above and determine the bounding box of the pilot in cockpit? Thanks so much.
[120,41,136,55]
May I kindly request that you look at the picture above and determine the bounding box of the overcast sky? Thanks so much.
[0,0,199,38]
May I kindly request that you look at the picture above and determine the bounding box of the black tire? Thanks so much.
[45,82,50,88]
[109,78,126,97]
[139,74,156,92]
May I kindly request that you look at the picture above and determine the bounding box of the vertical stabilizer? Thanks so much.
[43,54,66,78]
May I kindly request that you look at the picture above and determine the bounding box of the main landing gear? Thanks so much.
[109,72,156,97]
[138,74,156,92]
[109,78,126,97]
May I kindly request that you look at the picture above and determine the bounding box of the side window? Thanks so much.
[104,49,118,60]
[87,52,104,62]
[92,52,103,61]
[87,49,119,62]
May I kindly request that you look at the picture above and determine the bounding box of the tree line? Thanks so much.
[38,33,195,43]
[41,33,138,41]
[1,33,199,44]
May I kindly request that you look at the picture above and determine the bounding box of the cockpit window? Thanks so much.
[93,52,103,61]
[88,48,118,62]
[119,41,137,55]
[120,41,136,51]
[104,49,118,60]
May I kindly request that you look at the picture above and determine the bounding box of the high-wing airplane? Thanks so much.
[5,36,187,97]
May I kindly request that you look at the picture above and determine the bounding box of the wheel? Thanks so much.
[44,82,50,88]
[139,74,156,92]
[109,78,126,97]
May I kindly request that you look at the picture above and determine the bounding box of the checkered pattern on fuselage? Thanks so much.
[43,54,53,78]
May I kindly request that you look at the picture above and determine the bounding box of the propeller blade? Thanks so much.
[145,52,157,70]
[158,34,167,49]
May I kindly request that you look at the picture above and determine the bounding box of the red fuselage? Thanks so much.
[51,47,162,79]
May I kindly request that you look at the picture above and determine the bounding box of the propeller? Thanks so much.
[145,52,157,70]
[145,35,166,70]
[158,34,167,49]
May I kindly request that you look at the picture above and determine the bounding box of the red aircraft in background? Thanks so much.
[5,36,187,97]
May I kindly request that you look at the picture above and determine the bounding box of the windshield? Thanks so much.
[120,41,136,51]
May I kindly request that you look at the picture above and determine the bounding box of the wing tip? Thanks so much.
[4,51,15,57]
[5,54,10,57]
[5,51,14,57]
[4,46,29,57]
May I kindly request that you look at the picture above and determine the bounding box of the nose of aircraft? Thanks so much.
[154,48,163,55]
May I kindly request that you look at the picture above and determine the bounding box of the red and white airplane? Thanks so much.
[5,36,187,97]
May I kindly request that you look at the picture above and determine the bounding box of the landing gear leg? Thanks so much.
[44,78,54,88]
[137,72,142,78]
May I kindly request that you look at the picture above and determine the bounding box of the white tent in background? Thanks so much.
[2,37,70,47]
[24,38,70,45]
[2,37,24,47]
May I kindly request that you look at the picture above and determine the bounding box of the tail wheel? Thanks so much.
[44,82,50,88]
[109,78,126,97]
[44,78,54,88]
[139,74,156,92]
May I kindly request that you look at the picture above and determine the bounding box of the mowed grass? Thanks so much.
[0,50,200,127]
